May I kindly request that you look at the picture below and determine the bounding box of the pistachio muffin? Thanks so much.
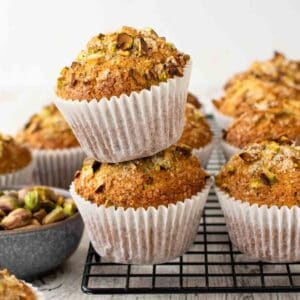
[213,52,300,127]
[222,110,300,159]
[0,134,33,186]
[215,140,300,262]
[178,103,213,166]
[57,26,190,100]
[17,104,85,188]
[0,269,41,299]
[74,145,208,209]
[55,26,192,163]
[71,145,211,264]
[17,104,79,150]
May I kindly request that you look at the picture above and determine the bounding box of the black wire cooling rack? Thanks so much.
[81,117,300,294]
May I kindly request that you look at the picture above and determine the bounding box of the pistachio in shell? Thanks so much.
[33,208,47,223]
[42,206,66,225]
[1,208,32,230]
[0,195,19,213]
[116,33,134,50]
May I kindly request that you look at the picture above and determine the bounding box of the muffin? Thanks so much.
[222,110,300,159]
[215,140,300,262]
[17,104,85,188]
[55,26,192,163]
[178,103,213,166]
[213,52,300,128]
[0,269,43,299]
[0,134,33,186]
[71,145,212,264]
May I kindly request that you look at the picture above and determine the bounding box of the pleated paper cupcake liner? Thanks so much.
[192,141,214,167]
[70,178,212,264]
[212,104,234,129]
[221,139,241,160]
[215,187,300,262]
[55,63,192,163]
[0,160,34,187]
[32,147,85,189]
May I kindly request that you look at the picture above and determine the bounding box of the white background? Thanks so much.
[0,0,299,133]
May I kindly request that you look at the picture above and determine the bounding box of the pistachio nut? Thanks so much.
[33,208,47,223]
[1,208,32,230]
[63,199,77,217]
[24,191,40,212]
[0,195,19,213]
[116,33,134,50]
[42,206,65,225]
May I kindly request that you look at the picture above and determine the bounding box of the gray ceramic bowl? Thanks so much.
[0,186,84,279]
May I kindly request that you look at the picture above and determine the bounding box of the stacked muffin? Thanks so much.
[55,26,212,264]
[17,104,85,188]
[214,52,300,262]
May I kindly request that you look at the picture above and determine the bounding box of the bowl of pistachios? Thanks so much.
[0,185,84,279]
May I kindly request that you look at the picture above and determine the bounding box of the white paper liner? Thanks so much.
[211,104,234,129]
[55,63,192,163]
[221,139,241,160]
[23,281,45,300]
[32,147,85,189]
[70,179,212,264]
[0,160,34,187]
[215,187,300,262]
[192,141,214,167]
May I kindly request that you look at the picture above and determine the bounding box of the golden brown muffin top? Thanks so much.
[56,26,190,100]
[214,52,300,117]
[0,269,36,300]
[216,140,300,208]
[0,134,31,175]
[17,104,79,150]
[187,93,201,109]
[226,52,300,91]
[224,110,300,148]
[178,103,212,148]
[74,145,208,209]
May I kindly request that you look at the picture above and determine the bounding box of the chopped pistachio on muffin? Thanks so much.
[0,134,31,175]
[17,104,79,150]
[214,52,300,117]
[178,103,212,148]
[225,52,300,92]
[187,92,201,109]
[74,145,208,209]
[223,110,300,148]
[56,26,190,100]
[216,140,300,208]
[0,269,36,300]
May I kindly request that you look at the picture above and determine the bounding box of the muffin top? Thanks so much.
[17,104,79,150]
[214,76,300,117]
[216,140,300,207]
[225,52,300,91]
[187,93,201,109]
[74,145,208,209]
[57,26,190,100]
[178,103,212,148]
[0,134,31,175]
[223,110,300,148]
[214,52,300,117]
[0,269,36,300]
